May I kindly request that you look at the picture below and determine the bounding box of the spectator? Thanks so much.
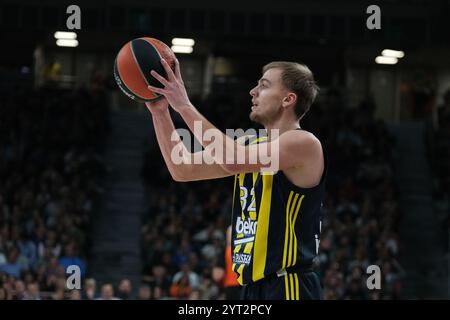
[58,242,86,278]
[117,278,133,300]
[169,273,192,299]
[23,283,41,300]
[0,247,26,278]
[137,284,152,300]
[82,278,97,300]
[70,290,82,300]
[172,263,200,291]
[50,288,66,300]
[0,287,12,300]
[13,280,26,300]
[97,283,119,300]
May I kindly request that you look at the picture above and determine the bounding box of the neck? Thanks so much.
[264,116,300,141]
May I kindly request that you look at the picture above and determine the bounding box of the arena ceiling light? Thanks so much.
[172,38,195,47]
[171,38,194,54]
[375,56,398,65]
[172,38,195,46]
[381,49,405,58]
[171,45,193,54]
[56,39,79,47]
[54,31,77,40]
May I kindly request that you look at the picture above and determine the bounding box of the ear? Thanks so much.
[282,92,297,108]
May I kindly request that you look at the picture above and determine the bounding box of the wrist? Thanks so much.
[149,106,170,117]
[177,103,194,115]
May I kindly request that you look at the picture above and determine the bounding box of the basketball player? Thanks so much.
[145,59,327,300]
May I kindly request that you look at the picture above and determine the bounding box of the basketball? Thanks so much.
[113,37,176,102]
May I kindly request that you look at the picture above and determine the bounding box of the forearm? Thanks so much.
[178,105,237,165]
[178,105,281,173]
[150,109,194,180]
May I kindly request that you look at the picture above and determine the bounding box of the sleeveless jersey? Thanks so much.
[231,133,327,285]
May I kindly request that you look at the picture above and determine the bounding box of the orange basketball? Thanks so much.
[113,37,176,102]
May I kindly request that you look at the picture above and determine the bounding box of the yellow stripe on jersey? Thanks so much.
[249,172,258,220]
[286,193,299,267]
[244,242,253,254]
[252,174,273,282]
[238,173,246,220]
[289,274,295,300]
[284,274,290,300]
[284,273,300,300]
[232,173,238,276]
[283,192,294,269]
[294,273,300,300]
[236,264,245,285]
[249,136,268,145]
[232,174,237,213]
[292,195,305,266]
[252,172,258,184]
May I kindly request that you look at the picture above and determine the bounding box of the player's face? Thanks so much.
[249,68,287,124]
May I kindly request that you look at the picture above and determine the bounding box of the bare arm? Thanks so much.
[177,105,322,174]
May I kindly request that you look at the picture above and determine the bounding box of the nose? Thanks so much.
[249,85,257,97]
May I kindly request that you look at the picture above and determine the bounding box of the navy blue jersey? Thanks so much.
[231,132,327,285]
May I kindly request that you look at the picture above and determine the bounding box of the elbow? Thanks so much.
[171,174,183,182]
[170,168,193,182]
[221,163,239,174]
[173,176,191,182]
[171,172,189,182]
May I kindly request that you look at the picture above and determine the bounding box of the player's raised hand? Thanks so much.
[147,58,192,113]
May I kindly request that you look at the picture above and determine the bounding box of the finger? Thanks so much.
[147,85,167,95]
[150,70,169,87]
[174,58,182,80]
[160,58,176,81]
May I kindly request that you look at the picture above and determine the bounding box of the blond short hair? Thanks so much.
[263,61,319,119]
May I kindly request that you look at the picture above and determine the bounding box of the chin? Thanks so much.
[249,111,259,123]
[251,107,267,122]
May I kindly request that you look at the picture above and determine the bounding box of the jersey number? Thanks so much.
[240,186,256,213]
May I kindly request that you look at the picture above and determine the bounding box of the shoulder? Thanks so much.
[279,130,322,150]
[278,129,324,168]
[280,130,325,185]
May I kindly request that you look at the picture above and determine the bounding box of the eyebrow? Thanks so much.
[259,78,271,85]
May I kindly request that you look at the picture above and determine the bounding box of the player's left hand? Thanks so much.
[147,58,192,112]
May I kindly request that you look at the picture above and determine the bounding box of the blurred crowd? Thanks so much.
[139,178,233,299]
[430,89,450,252]
[308,93,404,299]
[0,86,108,299]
